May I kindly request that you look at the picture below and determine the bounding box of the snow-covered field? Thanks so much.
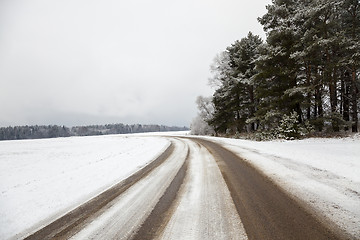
[207,134,360,238]
[0,134,169,239]
[1,131,359,239]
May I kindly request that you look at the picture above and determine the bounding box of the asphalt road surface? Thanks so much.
[25,137,349,240]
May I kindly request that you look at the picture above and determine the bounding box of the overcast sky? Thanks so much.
[0,0,271,127]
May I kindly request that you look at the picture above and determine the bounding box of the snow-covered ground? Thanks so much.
[71,138,188,240]
[206,134,360,238]
[160,138,247,240]
[0,134,169,239]
[1,131,359,239]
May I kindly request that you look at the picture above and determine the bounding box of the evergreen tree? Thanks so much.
[341,0,360,132]
[256,0,303,129]
[204,0,359,137]
[209,33,262,134]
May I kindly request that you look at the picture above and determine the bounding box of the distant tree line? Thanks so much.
[193,0,359,139]
[0,124,188,141]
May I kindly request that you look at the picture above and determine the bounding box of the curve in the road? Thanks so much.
[158,138,247,240]
[70,138,188,239]
[133,138,247,240]
[132,140,189,240]
[24,142,175,240]
[194,138,349,240]
[23,136,350,240]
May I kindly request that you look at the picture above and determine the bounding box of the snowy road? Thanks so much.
[24,137,248,240]
[147,138,247,240]
[195,138,349,240]
[21,136,352,240]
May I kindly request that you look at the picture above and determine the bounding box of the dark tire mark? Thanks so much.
[132,148,190,240]
[25,143,174,240]
[194,138,349,240]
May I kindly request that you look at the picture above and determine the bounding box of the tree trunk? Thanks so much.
[318,90,323,118]
[314,67,324,131]
[249,85,256,131]
[330,67,339,131]
[351,67,358,132]
[343,71,350,131]
[340,76,344,116]
[306,62,312,120]
[349,2,359,132]
[295,102,303,123]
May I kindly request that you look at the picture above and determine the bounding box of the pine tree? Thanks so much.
[341,0,360,132]
[256,0,303,128]
[205,0,359,136]
[209,33,262,134]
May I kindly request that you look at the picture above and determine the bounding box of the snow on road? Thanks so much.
[160,139,247,240]
[0,135,169,240]
[71,138,188,239]
[1,131,359,239]
[206,134,360,238]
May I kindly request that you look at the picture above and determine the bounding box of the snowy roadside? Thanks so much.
[131,130,190,136]
[202,134,360,238]
[70,138,188,240]
[0,135,169,240]
[160,138,247,240]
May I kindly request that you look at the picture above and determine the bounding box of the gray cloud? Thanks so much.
[0,0,271,127]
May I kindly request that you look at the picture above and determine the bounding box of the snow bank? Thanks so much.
[0,135,169,239]
[131,130,190,136]
[206,135,360,238]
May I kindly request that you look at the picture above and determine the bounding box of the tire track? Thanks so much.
[195,138,349,240]
[131,143,189,240]
[23,136,346,240]
[70,139,188,239]
[157,138,247,240]
[24,142,175,240]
